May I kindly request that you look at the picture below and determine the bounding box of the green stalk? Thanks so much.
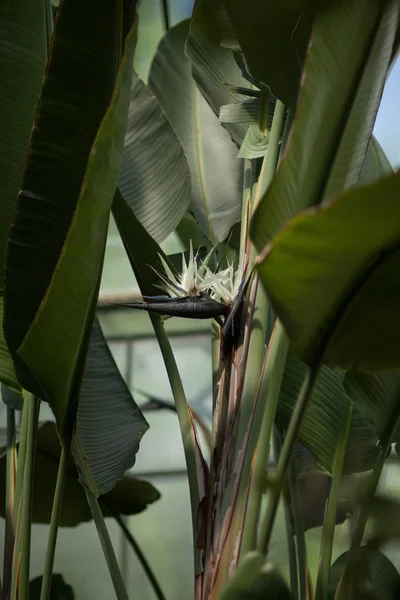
[2,408,17,600]
[241,321,289,555]
[281,459,299,599]
[150,315,202,573]
[11,393,39,600]
[237,100,286,447]
[40,445,68,600]
[290,479,309,600]
[210,100,286,573]
[238,159,253,268]
[85,490,129,600]
[113,513,167,600]
[253,100,285,212]
[315,403,352,600]
[258,366,319,554]
[12,398,29,527]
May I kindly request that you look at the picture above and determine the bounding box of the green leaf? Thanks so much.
[1,383,23,410]
[112,188,174,297]
[219,99,261,127]
[251,0,399,247]
[237,125,269,159]
[217,551,293,600]
[186,0,257,146]
[359,136,393,185]
[29,574,74,600]
[328,548,400,600]
[256,171,400,371]
[321,3,399,204]
[0,422,160,527]
[148,20,242,244]
[72,319,149,496]
[5,6,137,442]
[344,372,400,444]
[277,353,379,474]
[0,299,19,392]
[223,0,315,105]
[118,71,191,243]
[0,0,48,292]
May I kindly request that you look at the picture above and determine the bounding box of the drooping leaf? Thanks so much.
[344,372,400,445]
[0,0,48,292]
[251,0,399,247]
[256,171,400,371]
[219,99,261,127]
[217,551,293,599]
[0,422,159,527]
[223,0,316,105]
[148,20,242,244]
[328,548,400,600]
[29,574,74,600]
[118,72,191,243]
[72,319,149,496]
[186,0,259,146]
[277,353,379,474]
[1,383,23,411]
[237,125,269,159]
[4,4,137,442]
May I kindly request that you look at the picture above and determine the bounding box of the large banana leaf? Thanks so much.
[118,72,191,243]
[277,353,379,474]
[72,319,149,496]
[0,0,49,391]
[0,0,48,292]
[4,0,136,442]
[186,0,259,146]
[344,372,400,444]
[328,548,400,600]
[251,0,399,247]
[148,20,242,244]
[255,171,400,371]
[223,0,316,105]
[0,422,160,526]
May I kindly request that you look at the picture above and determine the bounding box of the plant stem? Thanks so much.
[160,0,169,31]
[281,459,299,599]
[150,316,203,574]
[113,513,167,600]
[85,489,129,600]
[241,321,289,555]
[13,393,39,600]
[40,445,68,600]
[253,100,285,212]
[258,366,319,554]
[2,408,17,600]
[290,478,309,600]
[12,398,29,527]
[315,403,352,600]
